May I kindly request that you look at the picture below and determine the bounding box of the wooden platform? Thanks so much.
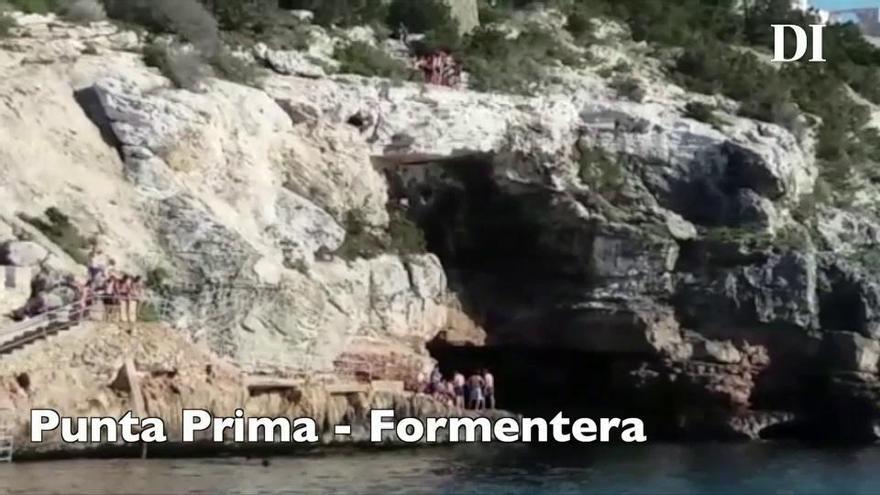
[371,380,405,393]
[324,382,371,394]
[245,376,304,393]
[244,376,404,396]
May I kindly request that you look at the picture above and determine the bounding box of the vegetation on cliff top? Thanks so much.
[19,207,91,265]
[8,0,880,207]
[336,207,426,260]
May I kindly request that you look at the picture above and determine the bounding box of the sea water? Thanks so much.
[1,443,878,494]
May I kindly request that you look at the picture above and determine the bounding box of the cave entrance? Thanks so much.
[819,283,866,333]
[381,154,590,335]
[426,339,654,417]
[380,154,661,418]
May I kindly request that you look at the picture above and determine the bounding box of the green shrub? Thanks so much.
[204,0,279,32]
[335,209,386,260]
[143,41,207,89]
[848,249,880,270]
[461,25,579,95]
[146,266,170,292]
[561,0,609,43]
[20,207,91,265]
[6,0,58,14]
[209,49,260,86]
[335,207,426,260]
[609,75,645,102]
[280,0,387,28]
[577,146,625,199]
[0,13,15,37]
[137,302,162,322]
[773,224,811,252]
[792,178,833,223]
[565,10,592,42]
[387,207,426,255]
[684,101,723,128]
[387,0,454,34]
[335,41,414,80]
[59,0,105,23]
[476,1,513,25]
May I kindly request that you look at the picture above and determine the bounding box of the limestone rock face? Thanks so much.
[444,0,480,35]
[0,323,485,457]
[0,17,442,375]
[263,75,816,229]
[3,11,880,443]
[677,250,820,332]
[824,331,880,374]
[0,241,48,267]
[818,255,880,339]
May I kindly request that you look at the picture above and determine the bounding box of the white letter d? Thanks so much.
[772,24,824,62]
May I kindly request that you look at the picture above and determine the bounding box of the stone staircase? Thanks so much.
[0,301,92,356]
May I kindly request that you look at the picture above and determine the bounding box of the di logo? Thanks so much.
[771,24,826,63]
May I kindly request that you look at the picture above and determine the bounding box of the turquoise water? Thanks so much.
[1,443,879,494]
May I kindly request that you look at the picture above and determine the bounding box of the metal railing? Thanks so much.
[0,300,95,351]
[0,407,14,462]
[0,287,380,385]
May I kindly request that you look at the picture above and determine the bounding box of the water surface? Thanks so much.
[1,443,878,494]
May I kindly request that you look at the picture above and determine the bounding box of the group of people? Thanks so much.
[424,367,496,410]
[415,51,462,87]
[395,20,462,88]
[79,248,145,323]
[9,248,146,324]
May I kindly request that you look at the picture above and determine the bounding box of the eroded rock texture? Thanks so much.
[1,10,880,443]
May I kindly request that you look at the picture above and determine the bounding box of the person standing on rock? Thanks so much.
[102,265,119,322]
[467,372,485,410]
[117,275,134,324]
[72,277,90,322]
[127,275,144,323]
[87,247,105,287]
[482,369,495,410]
[452,371,465,408]
[444,380,456,407]
[430,365,443,394]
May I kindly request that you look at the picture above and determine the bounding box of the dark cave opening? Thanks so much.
[819,283,866,333]
[383,156,670,428]
[426,340,652,414]
[383,155,592,334]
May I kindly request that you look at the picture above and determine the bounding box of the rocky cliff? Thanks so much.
[0,322,492,458]
[2,6,880,444]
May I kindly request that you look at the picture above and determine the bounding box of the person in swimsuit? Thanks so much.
[444,381,456,407]
[482,369,496,409]
[72,277,90,322]
[116,275,132,323]
[127,275,143,323]
[87,248,105,286]
[467,373,485,410]
[102,271,118,322]
[429,366,443,394]
[452,371,466,408]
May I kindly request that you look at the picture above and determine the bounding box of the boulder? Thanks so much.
[0,241,49,267]
[689,334,743,365]
[677,251,819,332]
[0,220,14,243]
[252,43,330,78]
[824,331,880,374]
